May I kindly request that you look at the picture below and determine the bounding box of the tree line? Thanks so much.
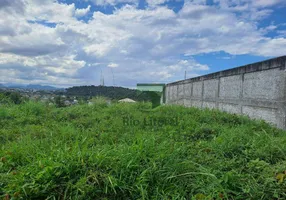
[65,85,162,107]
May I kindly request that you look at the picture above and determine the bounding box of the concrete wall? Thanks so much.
[164,56,286,129]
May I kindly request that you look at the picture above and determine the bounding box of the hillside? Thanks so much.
[1,102,286,199]
[66,85,161,102]
[0,84,60,91]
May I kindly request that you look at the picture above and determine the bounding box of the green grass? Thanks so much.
[1,101,286,199]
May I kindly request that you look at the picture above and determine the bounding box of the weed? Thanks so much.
[1,102,286,199]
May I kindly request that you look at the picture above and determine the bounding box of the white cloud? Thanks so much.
[150,71,172,79]
[0,0,285,87]
[89,0,138,6]
[75,5,91,17]
[277,30,286,37]
[0,53,86,86]
[168,59,209,72]
[25,0,76,24]
[0,23,66,56]
[108,63,119,68]
[252,0,284,8]
[212,0,285,20]
[213,0,285,8]
[146,0,169,6]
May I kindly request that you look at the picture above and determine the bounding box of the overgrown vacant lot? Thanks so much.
[1,102,286,200]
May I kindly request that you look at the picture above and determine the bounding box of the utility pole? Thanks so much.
[100,69,104,86]
[184,70,187,80]
[111,68,115,86]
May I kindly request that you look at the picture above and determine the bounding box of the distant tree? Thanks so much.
[54,96,65,108]
[65,85,162,104]
[0,91,23,104]
[0,93,11,104]
[9,92,22,104]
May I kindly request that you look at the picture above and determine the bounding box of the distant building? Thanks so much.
[118,98,136,103]
[64,100,71,106]
[136,83,165,92]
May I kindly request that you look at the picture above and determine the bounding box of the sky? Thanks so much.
[0,0,285,88]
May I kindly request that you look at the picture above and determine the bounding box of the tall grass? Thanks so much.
[0,102,286,199]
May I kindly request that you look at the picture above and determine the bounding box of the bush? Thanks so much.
[1,102,286,199]
[54,96,65,108]
[0,91,23,105]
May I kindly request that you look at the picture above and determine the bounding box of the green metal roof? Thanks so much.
[137,83,165,86]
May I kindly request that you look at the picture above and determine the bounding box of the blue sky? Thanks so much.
[0,0,285,88]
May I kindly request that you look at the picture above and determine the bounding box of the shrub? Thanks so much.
[1,102,286,199]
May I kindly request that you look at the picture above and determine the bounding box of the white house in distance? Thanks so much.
[118,98,136,103]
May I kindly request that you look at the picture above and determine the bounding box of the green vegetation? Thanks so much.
[1,101,286,199]
[66,85,161,104]
[0,91,25,105]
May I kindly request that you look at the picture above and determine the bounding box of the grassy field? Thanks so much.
[1,101,286,199]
